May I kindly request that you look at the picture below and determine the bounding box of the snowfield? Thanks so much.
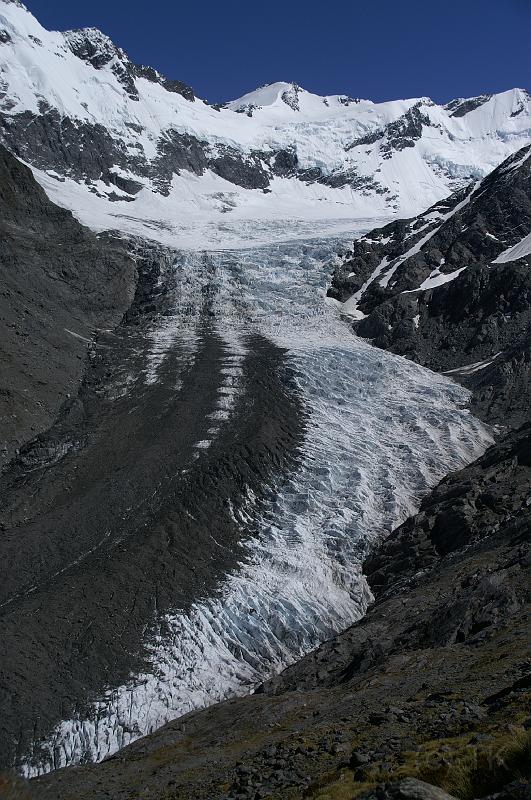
[493,231,531,264]
[0,2,529,248]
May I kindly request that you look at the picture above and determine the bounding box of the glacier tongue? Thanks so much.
[22,237,492,776]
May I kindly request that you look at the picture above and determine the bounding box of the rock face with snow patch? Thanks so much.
[329,145,531,428]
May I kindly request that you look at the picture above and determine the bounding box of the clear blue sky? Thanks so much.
[24,0,530,104]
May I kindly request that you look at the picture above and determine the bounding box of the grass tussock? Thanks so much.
[421,728,531,800]
[308,728,531,800]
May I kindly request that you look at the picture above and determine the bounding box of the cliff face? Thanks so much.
[0,144,135,470]
[328,145,531,430]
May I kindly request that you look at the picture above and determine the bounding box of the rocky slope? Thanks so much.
[0,143,135,471]
[0,153,310,770]
[11,421,529,800]
[0,2,529,247]
[328,144,531,429]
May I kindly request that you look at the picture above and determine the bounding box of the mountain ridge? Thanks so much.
[0,1,529,248]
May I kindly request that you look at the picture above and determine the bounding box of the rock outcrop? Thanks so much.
[0,144,135,470]
[328,145,531,429]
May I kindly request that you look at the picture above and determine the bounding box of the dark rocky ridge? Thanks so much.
[0,107,338,196]
[19,421,530,800]
[444,95,493,118]
[345,100,451,168]
[0,143,135,471]
[443,90,531,120]
[328,145,531,429]
[381,102,439,158]
[0,144,308,772]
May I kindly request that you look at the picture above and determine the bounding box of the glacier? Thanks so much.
[21,237,492,775]
[1,0,524,777]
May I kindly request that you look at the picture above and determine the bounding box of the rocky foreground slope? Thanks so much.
[6,417,528,800]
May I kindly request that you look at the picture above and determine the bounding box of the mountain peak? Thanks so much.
[226,81,305,114]
[62,25,195,102]
[444,87,529,118]
[64,27,127,69]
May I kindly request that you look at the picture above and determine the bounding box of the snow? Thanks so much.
[492,231,531,264]
[0,2,530,249]
[33,165,394,249]
[339,181,478,313]
[340,256,390,319]
[64,328,93,344]
[407,265,467,292]
[381,184,479,289]
[444,353,503,375]
[498,143,531,174]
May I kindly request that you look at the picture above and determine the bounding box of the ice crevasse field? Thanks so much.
[23,234,493,775]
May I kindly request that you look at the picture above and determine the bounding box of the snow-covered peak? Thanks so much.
[225,81,367,118]
[62,27,140,98]
[227,81,304,111]
[0,0,195,105]
[0,0,529,249]
[445,87,529,119]
[63,26,127,67]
